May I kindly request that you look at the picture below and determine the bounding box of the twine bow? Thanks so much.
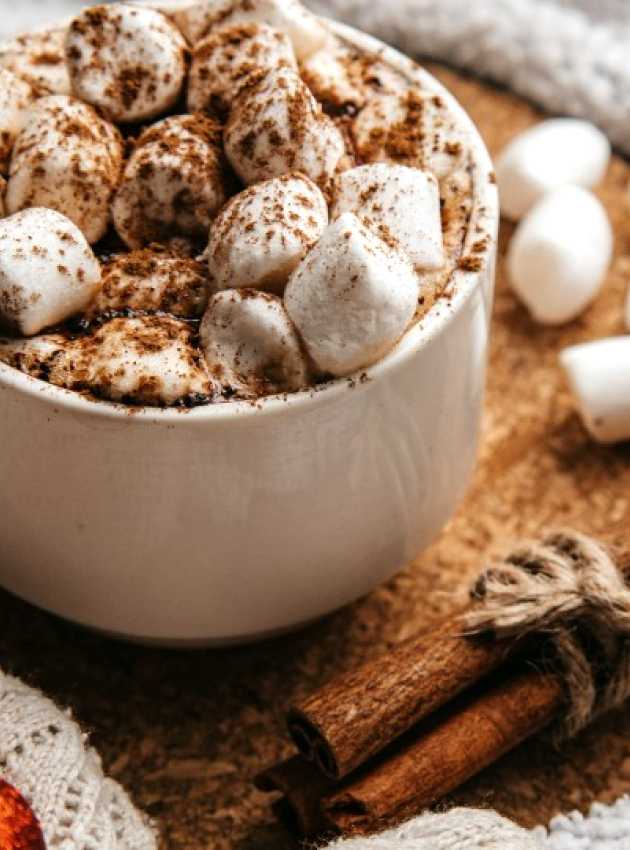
[466,530,630,737]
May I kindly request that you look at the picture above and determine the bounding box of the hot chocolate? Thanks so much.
[0,0,476,408]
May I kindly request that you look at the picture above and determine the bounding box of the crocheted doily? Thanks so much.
[0,671,156,850]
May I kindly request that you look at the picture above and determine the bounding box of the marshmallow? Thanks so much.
[6,95,124,244]
[507,185,612,325]
[65,4,187,124]
[560,337,630,444]
[0,208,101,336]
[300,40,406,116]
[0,177,6,218]
[129,0,213,43]
[284,213,420,376]
[224,66,345,187]
[352,88,468,181]
[625,286,630,331]
[0,70,33,175]
[188,22,297,118]
[331,164,445,271]
[113,114,228,249]
[66,316,214,406]
[200,289,309,397]
[196,0,327,59]
[208,173,328,294]
[0,27,71,96]
[87,250,210,319]
[496,119,611,221]
[0,333,71,380]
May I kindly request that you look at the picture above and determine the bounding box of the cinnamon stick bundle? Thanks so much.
[257,531,628,838]
[259,665,564,837]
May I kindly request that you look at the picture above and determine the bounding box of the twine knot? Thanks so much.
[466,530,630,737]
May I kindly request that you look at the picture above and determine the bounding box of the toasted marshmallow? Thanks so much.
[496,119,611,221]
[331,164,444,271]
[113,114,228,249]
[352,88,467,181]
[0,70,33,175]
[285,213,420,376]
[560,337,630,444]
[188,22,297,118]
[625,287,630,331]
[507,186,612,325]
[208,174,328,294]
[196,0,327,59]
[65,316,213,405]
[0,333,71,380]
[201,289,309,397]
[0,27,71,96]
[6,95,124,244]
[225,66,345,187]
[87,250,210,320]
[65,4,187,124]
[0,208,101,336]
[0,176,6,218]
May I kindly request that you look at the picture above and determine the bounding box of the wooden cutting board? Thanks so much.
[1,67,630,850]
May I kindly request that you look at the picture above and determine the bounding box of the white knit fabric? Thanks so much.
[537,799,630,849]
[324,809,542,849]
[0,671,156,850]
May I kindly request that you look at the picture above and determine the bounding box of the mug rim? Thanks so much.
[0,20,498,425]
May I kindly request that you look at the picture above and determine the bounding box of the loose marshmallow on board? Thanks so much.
[200,289,310,397]
[352,88,467,181]
[0,70,33,175]
[331,164,445,271]
[86,250,210,320]
[113,114,228,249]
[6,95,124,245]
[188,22,297,118]
[496,119,611,221]
[0,27,71,96]
[560,337,630,444]
[66,316,214,406]
[507,185,612,325]
[225,66,345,187]
[0,208,101,336]
[285,213,420,377]
[208,173,328,294]
[65,4,187,124]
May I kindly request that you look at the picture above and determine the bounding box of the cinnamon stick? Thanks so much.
[262,666,564,837]
[322,666,563,834]
[255,756,337,837]
[287,613,527,779]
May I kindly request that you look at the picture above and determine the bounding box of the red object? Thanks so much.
[0,780,45,850]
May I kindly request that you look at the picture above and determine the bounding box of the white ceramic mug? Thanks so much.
[0,22,498,645]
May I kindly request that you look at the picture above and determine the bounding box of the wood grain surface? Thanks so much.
[2,67,630,850]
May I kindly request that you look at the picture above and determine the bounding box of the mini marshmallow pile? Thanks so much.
[0,0,470,407]
[496,118,630,445]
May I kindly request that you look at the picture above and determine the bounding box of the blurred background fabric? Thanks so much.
[0,0,629,150]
